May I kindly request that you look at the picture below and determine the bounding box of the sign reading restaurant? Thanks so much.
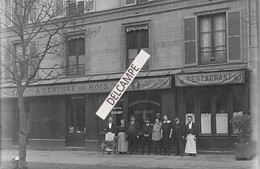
[175,70,245,86]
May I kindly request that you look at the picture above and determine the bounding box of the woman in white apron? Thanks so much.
[104,116,116,154]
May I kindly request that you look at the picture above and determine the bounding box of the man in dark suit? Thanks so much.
[184,116,198,157]
[126,115,140,154]
[172,116,184,157]
[141,118,153,155]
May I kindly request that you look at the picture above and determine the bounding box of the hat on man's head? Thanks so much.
[130,115,136,119]
[145,118,150,122]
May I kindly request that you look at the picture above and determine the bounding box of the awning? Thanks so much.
[0,69,181,98]
[175,70,245,87]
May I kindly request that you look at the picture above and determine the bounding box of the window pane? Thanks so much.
[127,31,137,49]
[200,90,211,134]
[139,29,149,48]
[68,40,77,56]
[215,87,228,134]
[214,15,225,31]
[128,49,138,60]
[68,56,76,65]
[78,38,85,55]
[200,17,211,32]
[232,86,243,113]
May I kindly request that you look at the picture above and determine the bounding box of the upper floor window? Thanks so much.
[66,0,95,16]
[126,24,149,70]
[184,11,241,65]
[125,0,149,6]
[198,14,226,65]
[66,37,85,76]
[3,0,36,26]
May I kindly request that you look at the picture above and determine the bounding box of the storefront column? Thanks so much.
[177,88,184,122]
[85,94,99,150]
[161,89,176,120]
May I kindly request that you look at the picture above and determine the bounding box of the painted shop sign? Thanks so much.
[175,70,245,86]
[0,76,171,98]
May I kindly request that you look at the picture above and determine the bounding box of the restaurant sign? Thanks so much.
[175,70,245,86]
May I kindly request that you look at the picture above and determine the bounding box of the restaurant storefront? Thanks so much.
[0,74,176,150]
[1,69,248,150]
[175,69,249,150]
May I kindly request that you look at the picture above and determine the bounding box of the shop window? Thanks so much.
[66,37,85,76]
[126,24,149,70]
[200,92,211,134]
[215,87,228,134]
[198,13,227,65]
[68,97,86,133]
[232,86,243,116]
[128,91,161,127]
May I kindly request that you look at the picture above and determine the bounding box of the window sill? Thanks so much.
[215,133,228,137]
[199,133,212,137]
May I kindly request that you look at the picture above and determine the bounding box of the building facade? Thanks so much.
[0,0,256,151]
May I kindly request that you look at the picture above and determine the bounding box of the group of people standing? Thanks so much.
[104,114,198,157]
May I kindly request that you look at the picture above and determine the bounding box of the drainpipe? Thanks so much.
[255,0,260,167]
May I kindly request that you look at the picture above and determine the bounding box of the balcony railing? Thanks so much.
[67,64,85,76]
[199,51,227,65]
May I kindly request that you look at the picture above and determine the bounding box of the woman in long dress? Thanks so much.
[161,115,172,155]
[117,119,128,154]
[152,118,162,155]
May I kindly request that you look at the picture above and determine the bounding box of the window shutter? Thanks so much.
[29,41,38,78]
[30,2,36,22]
[227,11,241,62]
[56,0,64,16]
[184,17,197,65]
[78,1,84,14]
[4,43,12,78]
[126,0,136,6]
[138,0,148,4]
[85,0,94,12]
[5,0,12,26]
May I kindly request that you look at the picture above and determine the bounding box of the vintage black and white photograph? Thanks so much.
[0,0,259,169]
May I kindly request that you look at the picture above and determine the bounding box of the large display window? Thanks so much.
[128,91,162,127]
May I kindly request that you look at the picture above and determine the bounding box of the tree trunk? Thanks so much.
[18,87,27,169]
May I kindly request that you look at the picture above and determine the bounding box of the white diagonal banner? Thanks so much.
[96,50,150,120]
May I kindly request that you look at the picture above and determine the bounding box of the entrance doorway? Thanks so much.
[66,96,86,147]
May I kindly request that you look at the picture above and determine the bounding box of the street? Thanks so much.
[0,150,257,169]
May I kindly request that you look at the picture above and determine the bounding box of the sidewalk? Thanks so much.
[0,149,258,169]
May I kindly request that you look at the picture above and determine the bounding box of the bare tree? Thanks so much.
[0,0,99,168]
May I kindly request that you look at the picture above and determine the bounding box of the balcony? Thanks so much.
[67,64,85,76]
[199,51,227,65]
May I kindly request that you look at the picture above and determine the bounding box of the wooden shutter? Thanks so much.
[85,0,94,12]
[126,0,136,6]
[138,0,148,4]
[78,1,84,14]
[29,41,37,78]
[184,17,197,65]
[56,0,64,16]
[30,1,36,22]
[227,11,241,62]
[5,0,12,26]
[4,43,12,78]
